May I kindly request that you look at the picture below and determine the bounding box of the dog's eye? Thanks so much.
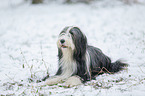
[59,33,65,36]
[59,31,66,35]
[68,34,71,37]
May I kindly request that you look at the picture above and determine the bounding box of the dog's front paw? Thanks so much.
[45,77,62,86]
[65,76,82,87]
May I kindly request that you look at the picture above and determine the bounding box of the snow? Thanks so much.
[0,0,145,95]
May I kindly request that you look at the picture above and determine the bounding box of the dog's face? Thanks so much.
[57,26,75,50]
[57,26,87,56]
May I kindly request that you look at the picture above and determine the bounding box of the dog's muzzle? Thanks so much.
[60,39,68,48]
[60,39,65,44]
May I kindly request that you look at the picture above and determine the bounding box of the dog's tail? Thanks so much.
[108,60,128,73]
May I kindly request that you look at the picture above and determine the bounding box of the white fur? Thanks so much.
[59,48,77,78]
[65,76,82,87]
[45,48,77,85]
[85,51,91,78]
[45,27,78,86]
[57,27,77,78]
[45,76,64,85]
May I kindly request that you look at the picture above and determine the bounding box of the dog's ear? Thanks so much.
[70,27,87,60]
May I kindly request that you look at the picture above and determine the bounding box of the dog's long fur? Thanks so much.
[43,26,128,86]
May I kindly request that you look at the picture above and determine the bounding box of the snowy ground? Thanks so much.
[0,0,145,95]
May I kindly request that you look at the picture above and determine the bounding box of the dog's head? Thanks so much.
[57,26,87,52]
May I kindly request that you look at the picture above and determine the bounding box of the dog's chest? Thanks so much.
[60,48,77,77]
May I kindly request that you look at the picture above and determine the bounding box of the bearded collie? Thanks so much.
[42,26,128,87]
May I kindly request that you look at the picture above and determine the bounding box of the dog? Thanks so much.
[42,26,128,87]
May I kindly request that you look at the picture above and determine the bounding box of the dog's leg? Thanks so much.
[45,76,64,85]
[65,76,82,87]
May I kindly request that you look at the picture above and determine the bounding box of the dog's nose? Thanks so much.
[60,39,65,44]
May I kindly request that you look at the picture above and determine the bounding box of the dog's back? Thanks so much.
[87,45,128,79]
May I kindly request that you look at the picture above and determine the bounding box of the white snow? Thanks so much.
[0,0,145,95]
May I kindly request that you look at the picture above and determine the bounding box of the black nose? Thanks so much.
[60,39,65,44]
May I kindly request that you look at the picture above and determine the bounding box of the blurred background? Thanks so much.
[0,0,145,96]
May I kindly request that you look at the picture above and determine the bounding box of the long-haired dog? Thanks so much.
[43,26,128,87]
